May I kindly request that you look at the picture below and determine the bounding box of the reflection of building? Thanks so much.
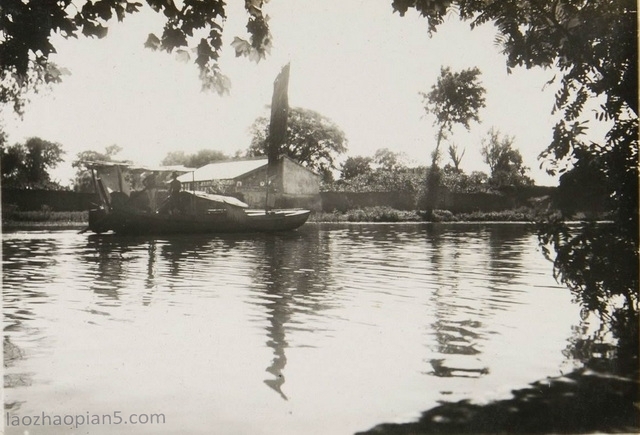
[178,156,321,210]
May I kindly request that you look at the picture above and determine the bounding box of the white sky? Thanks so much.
[3,0,574,186]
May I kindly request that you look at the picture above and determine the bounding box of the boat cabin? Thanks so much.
[84,161,247,216]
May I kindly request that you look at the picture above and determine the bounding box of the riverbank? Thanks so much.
[2,207,539,229]
[356,365,639,434]
[4,206,606,232]
[1,210,88,231]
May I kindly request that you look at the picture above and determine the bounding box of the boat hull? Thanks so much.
[88,208,311,235]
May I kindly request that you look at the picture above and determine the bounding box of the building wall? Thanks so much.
[237,165,271,190]
[174,157,321,209]
[281,158,320,195]
[234,157,321,210]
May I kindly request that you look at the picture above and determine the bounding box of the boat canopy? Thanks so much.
[83,160,196,203]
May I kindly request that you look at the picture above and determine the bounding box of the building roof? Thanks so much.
[177,158,268,183]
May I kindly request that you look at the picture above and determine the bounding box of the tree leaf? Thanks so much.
[144,33,161,50]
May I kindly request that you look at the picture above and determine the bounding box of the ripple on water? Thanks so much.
[2,225,581,435]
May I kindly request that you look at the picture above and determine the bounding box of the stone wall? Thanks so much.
[320,191,416,211]
[1,189,97,211]
[321,186,559,213]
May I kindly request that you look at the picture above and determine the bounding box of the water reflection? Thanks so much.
[256,236,291,400]
[425,226,487,379]
[247,232,336,400]
[2,225,582,435]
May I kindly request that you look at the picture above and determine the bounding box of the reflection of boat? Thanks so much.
[85,163,310,235]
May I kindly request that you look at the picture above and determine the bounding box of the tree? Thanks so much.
[161,149,228,168]
[1,0,272,115]
[372,148,408,172]
[341,156,372,180]
[419,66,486,215]
[480,128,533,187]
[395,0,638,354]
[333,150,423,193]
[436,166,491,194]
[247,107,347,182]
[1,137,65,189]
[1,142,27,187]
[447,143,465,172]
[420,66,486,166]
[72,144,129,192]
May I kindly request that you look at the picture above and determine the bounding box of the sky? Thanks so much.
[3,0,573,186]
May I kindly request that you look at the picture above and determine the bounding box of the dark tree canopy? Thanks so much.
[247,107,347,182]
[161,149,228,168]
[1,0,271,115]
[71,144,129,192]
[334,149,420,191]
[1,137,65,189]
[340,156,373,180]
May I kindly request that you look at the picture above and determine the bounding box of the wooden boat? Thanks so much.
[86,64,310,235]
[88,205,310,235]
[88,195,310,235]
[84,164,310,235]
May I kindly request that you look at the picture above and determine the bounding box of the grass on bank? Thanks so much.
[2,210,88,223]
[309,206,538,223]
[2,205,88,228]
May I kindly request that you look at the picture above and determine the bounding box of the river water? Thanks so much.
[3,223,583,434]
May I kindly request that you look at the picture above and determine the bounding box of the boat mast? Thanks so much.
[265,63,290,211]
[191,170,195,214]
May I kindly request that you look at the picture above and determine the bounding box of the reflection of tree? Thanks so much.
[360,225,638,435]
[539,222,639,371]
[3,238,53,334]
[425,225,489,378]
[425,225,534,379]
[364,317,639,434]
[158,234,239,280]
[2,239,54,411]
[142,240,157,306]
[248,231,334,400]
[3,335,31,385]
[260,236,290,400]
[486,225,526,280]
[84,235,131,301]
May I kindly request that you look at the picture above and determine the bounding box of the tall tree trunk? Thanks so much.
[268,63,290,169]
[424,126,445,218]
[266,63,291,209]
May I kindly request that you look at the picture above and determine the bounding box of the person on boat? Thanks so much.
[168,172,182,213]
[143,171,159,213]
